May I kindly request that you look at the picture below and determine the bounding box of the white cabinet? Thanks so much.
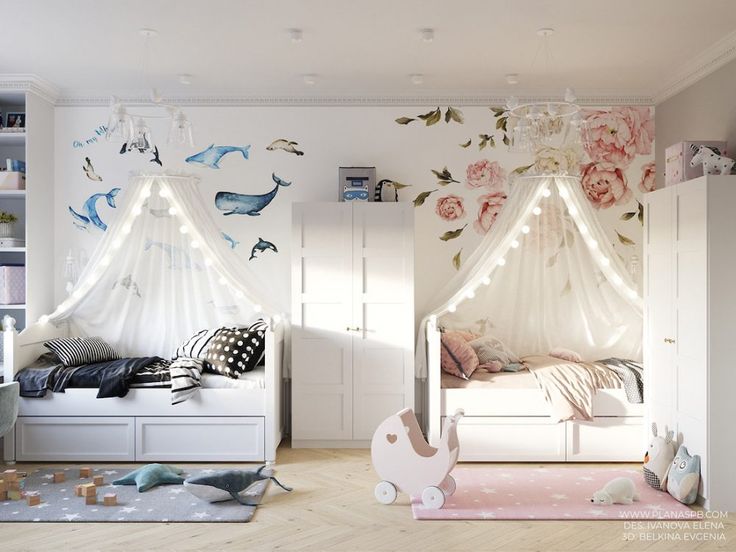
[291,203,414,446]
[644,176,736,511]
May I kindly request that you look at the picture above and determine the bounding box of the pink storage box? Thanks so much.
[665,141,727,187]
[0,265,25,304]
[0,171,26,190]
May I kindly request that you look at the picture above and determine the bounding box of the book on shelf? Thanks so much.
[5,159,25,173]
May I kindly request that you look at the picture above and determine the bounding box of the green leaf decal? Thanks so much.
[478,134,495,151]
[620,211,636,221]
[502,134,510,146]
[490,106,506,117]
[565,229,575,246]
[452,249,462,270]
[445,107,464,124]
[637,201,644,225]
[616,231,636,246]
[460,139,472,148]
[440,224,467,241]
[395,117,415,125]
[510,164,534,176]
[495,117,508,132]
[419,107,442,126]
[431,167,460,185]
[389,181,411,190]
[546,253,558,268]
[413,189,437,207]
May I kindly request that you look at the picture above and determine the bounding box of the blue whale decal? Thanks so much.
[249,237,278,260]
[68,187,121,231]
[215,173,291,216]
[144,239,202,270]
[185,144,250,169]
[221,232,240,249]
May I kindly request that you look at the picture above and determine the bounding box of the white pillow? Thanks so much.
[468,335,521,365]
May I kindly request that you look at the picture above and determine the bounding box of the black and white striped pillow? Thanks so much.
[174,328,222,360]
[43,336,120,367]
[170,357,203,405]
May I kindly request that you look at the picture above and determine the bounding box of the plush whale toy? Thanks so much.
[184,465,292,505]
[590,477,640,506]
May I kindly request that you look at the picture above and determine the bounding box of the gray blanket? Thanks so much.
[597,358,644,403]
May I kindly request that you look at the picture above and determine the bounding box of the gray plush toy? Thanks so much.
[184,465,292,505]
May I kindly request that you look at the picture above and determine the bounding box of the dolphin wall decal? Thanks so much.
[215,172,291,216]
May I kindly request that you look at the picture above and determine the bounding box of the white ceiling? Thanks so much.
[2,0,736,102]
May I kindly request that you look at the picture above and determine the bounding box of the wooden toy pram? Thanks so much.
[371,407,464,509]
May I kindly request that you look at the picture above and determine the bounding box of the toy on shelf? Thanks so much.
[689,145,735,176]
[371,407,464,509]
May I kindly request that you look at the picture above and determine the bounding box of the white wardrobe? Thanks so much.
[291,202,414,447]
[644,175,736,511]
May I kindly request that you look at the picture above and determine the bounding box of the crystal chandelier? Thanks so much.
[505,88,585,154]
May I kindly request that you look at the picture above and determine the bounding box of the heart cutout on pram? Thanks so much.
[386,433,397,444]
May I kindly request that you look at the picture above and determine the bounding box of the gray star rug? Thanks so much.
[0,466,276,522]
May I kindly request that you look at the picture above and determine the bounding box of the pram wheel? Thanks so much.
[421,486,446,509]
[374,481,398,505]
[440,474,456,496]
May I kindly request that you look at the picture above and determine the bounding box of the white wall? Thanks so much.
[655,57,736,189]
[53,104,653,319]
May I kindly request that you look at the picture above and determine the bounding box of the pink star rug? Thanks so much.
[411,467,695,520]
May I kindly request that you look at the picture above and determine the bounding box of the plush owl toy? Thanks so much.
[667,445,701,505]
[643,422,675,490]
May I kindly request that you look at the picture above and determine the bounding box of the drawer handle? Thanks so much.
[346,326,362,332]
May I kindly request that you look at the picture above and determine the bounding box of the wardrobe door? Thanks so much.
[292,203,354,441]
[644,188,675,431]
[351,204,414,440]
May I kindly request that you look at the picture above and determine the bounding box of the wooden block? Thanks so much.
[8,490,22,500]
[0,490,7,501]
[85,494,97,505]
[93,475,104,486]
[79,467,92,478]
[53,472,65,483]
[74,484,83,496]
[9,481,20,492]
[81,483,97,497]
[0,478,6,491]
[103,493,117,506]
[27,493,41,506]
[3,469,17,482]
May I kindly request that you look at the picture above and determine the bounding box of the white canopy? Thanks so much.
[415,175,642,378]
[43,174,287,359]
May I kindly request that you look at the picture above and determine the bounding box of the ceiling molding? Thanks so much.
[653,29,736,104]
[0,74,60,104]
[54,89,654,108]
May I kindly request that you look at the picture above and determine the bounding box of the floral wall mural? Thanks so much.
[53,104,653,314]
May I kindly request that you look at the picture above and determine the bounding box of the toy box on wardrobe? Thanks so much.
[290,202,414,447]
[644,175,736,512]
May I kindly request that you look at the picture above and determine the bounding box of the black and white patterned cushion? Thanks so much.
[204,321,267,378]
[43,336,120,367]
[174,328,222,360]
[170,357,204,405]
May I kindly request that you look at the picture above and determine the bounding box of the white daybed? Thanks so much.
[2,317,285,464]
[417,175,646,462]
[425,319,644,462]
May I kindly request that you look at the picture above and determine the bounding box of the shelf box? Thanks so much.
[0,172,26,190]
[0,265,25,304]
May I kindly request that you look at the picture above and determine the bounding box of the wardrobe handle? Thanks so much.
[346,326,362,332]
[663,337,676,344]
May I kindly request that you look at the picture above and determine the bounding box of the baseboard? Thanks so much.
[291,440,370,449]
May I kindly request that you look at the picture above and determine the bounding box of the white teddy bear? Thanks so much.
[590,477,640,506]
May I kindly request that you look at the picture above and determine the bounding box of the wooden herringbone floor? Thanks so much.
[1,447,733,551]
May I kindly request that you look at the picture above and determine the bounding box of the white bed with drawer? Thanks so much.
[2,317,285,464]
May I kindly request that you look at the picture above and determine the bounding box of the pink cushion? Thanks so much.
[479,360,504,373]
[549,347,583,363]
[440,332,480,380]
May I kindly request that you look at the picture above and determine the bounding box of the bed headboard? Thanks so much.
[2,316,69,383]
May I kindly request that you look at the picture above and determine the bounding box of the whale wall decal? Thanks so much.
[186,144,250,169]
[68,188,121,231]
[215,172,291,216]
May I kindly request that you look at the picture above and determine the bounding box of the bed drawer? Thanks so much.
[450,416,566,461]
[135,416,265,462]
[566,417,644,461]
[16,416,135,461]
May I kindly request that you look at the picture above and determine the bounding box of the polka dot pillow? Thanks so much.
[203,321,266,378]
